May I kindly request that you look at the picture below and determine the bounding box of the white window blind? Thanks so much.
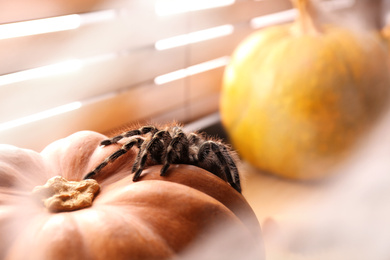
[0,0,356,151]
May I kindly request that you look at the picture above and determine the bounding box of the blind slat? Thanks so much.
[0,0,299,150]
[188,25,254,65]
[0,67,223,150]
[0,0,292,74]
[152,93,221,128]
[188,0,292,30]
[0,47,188,122]
[0,22,254,123]
[0,0,130,24]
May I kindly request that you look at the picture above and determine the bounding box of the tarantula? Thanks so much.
[84,124,241,193]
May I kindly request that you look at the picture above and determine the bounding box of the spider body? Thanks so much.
[84,124,241,193]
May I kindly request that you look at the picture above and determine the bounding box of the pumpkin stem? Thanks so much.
[291,0,322,36]
[32,176,100,212]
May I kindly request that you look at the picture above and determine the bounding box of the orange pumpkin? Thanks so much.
[0,131,264,260]
[220,0,390,179]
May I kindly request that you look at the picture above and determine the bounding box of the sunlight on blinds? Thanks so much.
[154,56,229,85]
[321,0,355,10]
[0,59,83,86]
[0,14,81,40]
[155,0,235,16]
[0,102,82,131]
[0,0,303,149]
[0,9,117,40]
[155,25,234,50]
[250,9,296,29]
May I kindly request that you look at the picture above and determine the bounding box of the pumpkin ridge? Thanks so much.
[41,131,109,181]
[5,212,86,259]
[0,144,50,190]
[75,206,175,259]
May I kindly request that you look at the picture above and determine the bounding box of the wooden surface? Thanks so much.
[240,110,390,260]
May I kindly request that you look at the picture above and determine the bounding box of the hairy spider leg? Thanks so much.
[187,133,198,144]
[148,130,173,163]
[129,126,162,172]
[132,129,171,181]
[198,141,241,193]
[100,130,141,146]
[100,125,159,146]
[154,130,173,163]
[131,129,172,172]
[197,141,225,179]
[219,145,241,191]
[84,137,144,180]
[185,132,201,163]
[160,128,190,176]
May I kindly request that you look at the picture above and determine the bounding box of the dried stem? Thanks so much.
[290,0,322,36]
[32,176,100,212]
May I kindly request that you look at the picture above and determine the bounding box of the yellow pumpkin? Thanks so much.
[220,0,390,179]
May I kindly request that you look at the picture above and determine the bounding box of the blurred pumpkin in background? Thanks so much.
[0,131,264,260]
[220,0,390,180]
[381,24,390,55]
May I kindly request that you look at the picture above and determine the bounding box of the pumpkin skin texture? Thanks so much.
[0,131,263,260]
[220,2,390,180]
